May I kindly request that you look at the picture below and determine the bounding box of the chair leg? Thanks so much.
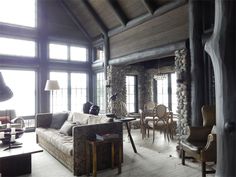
[182,149,185,165]
[202,162,206,177]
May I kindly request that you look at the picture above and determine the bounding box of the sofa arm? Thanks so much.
[72,122,123,176]
[187,126,212,142]
[35,113,52,128]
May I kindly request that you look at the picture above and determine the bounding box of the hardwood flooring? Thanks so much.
[18,130,215,177]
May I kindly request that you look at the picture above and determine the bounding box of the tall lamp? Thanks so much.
[44,80,60,112]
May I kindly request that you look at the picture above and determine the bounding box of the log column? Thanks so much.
[205,1,236,176]
[189,0,205,126]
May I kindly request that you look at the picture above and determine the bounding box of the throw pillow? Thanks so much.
[0,116,11,124]
[89,105,100,115]
[72,112,90,125]
[83,102,93,114]
[59,121,75,136]
[50,112,68,129]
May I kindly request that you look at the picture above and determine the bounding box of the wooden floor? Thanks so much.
[18,129,215,177]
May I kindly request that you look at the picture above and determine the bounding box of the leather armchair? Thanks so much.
[180,105,216,177]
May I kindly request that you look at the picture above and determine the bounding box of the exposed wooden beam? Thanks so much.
[108,0,187,37]
[109,40,186,65]
[141,0,157,14]
[59,0,91,42]
[107,0,128,26]
[81,0,108,35]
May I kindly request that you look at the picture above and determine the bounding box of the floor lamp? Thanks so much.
[44,80,60,113]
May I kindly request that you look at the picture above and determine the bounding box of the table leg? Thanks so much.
[92,143,97,177]
[125,122,137,153]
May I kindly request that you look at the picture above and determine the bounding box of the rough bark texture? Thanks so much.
[205,1,236,177]
[189,0,205,126]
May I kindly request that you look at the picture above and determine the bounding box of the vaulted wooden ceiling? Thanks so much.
[61,0,186,40]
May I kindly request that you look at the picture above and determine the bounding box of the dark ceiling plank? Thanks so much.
[59,0,91,42]
[81,0,108,35]
[109,0,187,37]
[141,0,157,14]
[107,0,128,26]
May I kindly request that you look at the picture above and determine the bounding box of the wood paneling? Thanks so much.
[66,0,100,38]
[153,0,173,6]
[117,0,147,19]
[88,0,121,29]
[110,5,188,59]
[45,0,87,41]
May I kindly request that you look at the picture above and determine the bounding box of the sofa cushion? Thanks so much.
[59,121,76,136]
[50,112,68,129]
[72,112,90,125]
[36,128,73,156]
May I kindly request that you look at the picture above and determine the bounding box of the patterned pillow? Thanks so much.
[59,121,76,136]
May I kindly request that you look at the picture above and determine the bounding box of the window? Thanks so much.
[0,70,36,116]
[49,44,67,60]
[96,72,105,113]
[156,74,168,106]
[155,73,178,114]
[49,42,88,62]
[50,72,88,112]
[0,0,36,28]
[71,73,88,112]
[126,76,137,113]
[171,73,177,114]
[94,45,104,61]
[50,72,68,113]
[0,37,36,57]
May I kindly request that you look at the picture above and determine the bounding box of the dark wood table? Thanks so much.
[115,117,137,153]
[0,141,43,176]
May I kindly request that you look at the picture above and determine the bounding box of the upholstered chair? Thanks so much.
[180,105,216,177]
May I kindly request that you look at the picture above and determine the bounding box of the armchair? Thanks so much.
[180,105,216,177]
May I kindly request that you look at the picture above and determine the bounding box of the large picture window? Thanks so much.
[0,0,36,28]
[50,71,88,112]
[0,70,36,116]
[49,42,87,62]
[0,37,36,57]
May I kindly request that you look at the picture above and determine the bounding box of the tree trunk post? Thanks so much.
[205,1,236,176]
[189,0,205,126]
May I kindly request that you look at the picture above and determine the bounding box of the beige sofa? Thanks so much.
[36,112,123,176]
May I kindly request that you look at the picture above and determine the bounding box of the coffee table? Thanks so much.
[0,141,43,176]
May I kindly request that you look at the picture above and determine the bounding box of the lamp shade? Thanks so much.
[0,72,13,102]
[44,80,60,91]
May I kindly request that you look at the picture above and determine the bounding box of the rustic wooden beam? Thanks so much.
[107,0,128,26]
[108,0,187,37]
[109,40,185,65]
[141,0,157,14]
[81,0,108,35]
[205,1,236,177]
[189,0,204,126]
[59,0,91,42]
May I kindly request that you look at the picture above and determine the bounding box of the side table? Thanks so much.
[86,138,122,177]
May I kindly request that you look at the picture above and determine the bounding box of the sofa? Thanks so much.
[35,112,123,176]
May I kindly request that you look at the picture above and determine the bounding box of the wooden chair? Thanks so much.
[140,102,156,139]
[180,105,216,177]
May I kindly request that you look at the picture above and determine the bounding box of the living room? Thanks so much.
[1,0,236,177]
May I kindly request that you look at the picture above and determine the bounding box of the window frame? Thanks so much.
[126,75,138,113]
[0,0,37,28]
[48,41,88,62]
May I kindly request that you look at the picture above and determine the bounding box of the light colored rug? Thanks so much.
[20,140,214,177]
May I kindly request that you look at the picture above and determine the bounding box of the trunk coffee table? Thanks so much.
[0,142,43,176]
